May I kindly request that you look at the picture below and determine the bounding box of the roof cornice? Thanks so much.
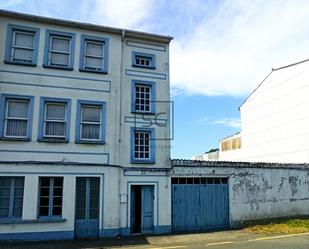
[0,9,173,43]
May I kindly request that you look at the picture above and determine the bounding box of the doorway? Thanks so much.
[130,185,154,234]
[75,177,100,238]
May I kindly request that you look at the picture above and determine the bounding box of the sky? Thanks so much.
[2,0,309,158]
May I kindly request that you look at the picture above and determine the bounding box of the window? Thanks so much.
[171,177,228,185]
[132,52,156,69]
[44,30,75,70]
[4,24,40,66]
[131,80,156,114]
[0,177,24,219]
[80,35,109,73]
[76,100,106,144]
[39,177,63,218]
[0,94,34,140]
[38,98,71,142]
[131,128,155,163]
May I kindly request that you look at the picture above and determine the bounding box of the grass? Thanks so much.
[245,219,309,235]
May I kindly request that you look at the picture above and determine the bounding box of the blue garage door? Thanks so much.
[172,177,229,232]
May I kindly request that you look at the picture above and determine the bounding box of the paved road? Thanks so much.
[1,231,309,249]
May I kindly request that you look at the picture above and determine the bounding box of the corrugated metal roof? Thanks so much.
[172,159,309,170]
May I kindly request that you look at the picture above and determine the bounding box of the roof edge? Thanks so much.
[218,131,241,142]
[0,9,173,43]
[172,159,309,170]
[239,57,309,110]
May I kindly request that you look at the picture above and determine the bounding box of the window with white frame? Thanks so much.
[80,104,101,140]
[134,130,151,160]
[0,177,24,219]
[49,35,71,67]
[44,102,67,138]
[79,35,108,73]
[4,99,30,138]
[44,30,75,69]
[135,55,152,67]
[4,24,40,66]
[83,40,104,70]
[132,52,155,69]
[135,84,151,112]
[11,30,35,63]
[39,177,63,217]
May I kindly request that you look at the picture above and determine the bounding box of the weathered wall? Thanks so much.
[172,160,309,227]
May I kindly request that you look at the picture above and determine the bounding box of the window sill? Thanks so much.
[132,64,156,70]
[4,60,37,67]
[132,111,156,115]
[75,140,105,145]
[43,64,73,71]
[0,137,31,142]
[0,218,66,224]
[79,68,108,74]
[131,160,156,164]
[37,138,69,143]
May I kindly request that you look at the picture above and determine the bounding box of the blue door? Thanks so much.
[141,186,154,233]
[130,185,154,234]
[75,177,100,238]
[172,178,229,232]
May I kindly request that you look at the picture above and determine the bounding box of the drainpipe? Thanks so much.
[117,29,126,232]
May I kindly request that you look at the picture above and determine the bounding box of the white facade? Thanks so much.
[0,10,172,240]
[192,149,219,161]
[220,59,309,163]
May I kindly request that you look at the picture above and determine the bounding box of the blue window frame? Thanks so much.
[130,127,155,164]
[4,24,40,66]
[0,94,34,141]
[38,97,71,143]
[43,30,75,70]
[79,35,109,74]
[75,100,106,144]
[38,177,63,218]
[131,80,156,114]
[0,177,24,220]
[132,51,156,69]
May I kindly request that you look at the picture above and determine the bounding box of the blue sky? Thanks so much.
[2,0,309,158]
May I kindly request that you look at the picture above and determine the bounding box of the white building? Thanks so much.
[0,9,172,240]
[192,149,219,161]
[220,59,309,163]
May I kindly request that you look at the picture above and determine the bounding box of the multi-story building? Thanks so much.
[0,9,172,240]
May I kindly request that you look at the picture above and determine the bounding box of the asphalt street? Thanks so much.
[1,231,309,249]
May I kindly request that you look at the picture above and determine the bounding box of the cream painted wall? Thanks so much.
[0,13,172,238]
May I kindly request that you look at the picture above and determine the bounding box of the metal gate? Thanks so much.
[171,177,229,232]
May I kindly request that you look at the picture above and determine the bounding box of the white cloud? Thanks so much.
[0,0,22,8]
[212,117,241,129]
[88,0,155,29]
[200,116,241,129]
[170,0,309,96]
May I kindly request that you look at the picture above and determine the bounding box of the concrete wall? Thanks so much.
[172,160,309,227]
[220,60,309,163]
